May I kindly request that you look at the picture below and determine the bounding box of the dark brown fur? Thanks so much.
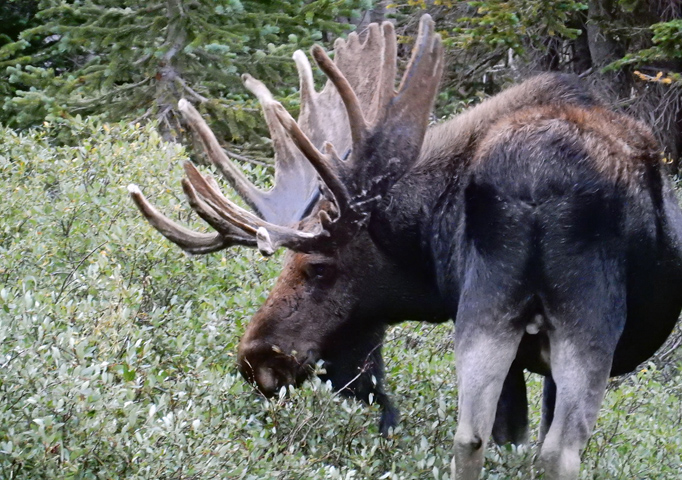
[474,105,661,186]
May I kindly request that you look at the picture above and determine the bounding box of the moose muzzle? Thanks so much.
[237,339,319,397]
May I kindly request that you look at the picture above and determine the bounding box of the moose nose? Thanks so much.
[237,342,293,396]
[238,359,284,397]
[251,366,280,397]
[237,341,319,396]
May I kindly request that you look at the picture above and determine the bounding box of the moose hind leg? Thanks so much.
[538,309,622,480]
[452,316,524,480]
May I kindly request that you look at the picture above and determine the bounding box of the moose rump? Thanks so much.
[448,105,670,479]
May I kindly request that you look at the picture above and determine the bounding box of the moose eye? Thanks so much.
[306,263,328,279]
[304,263,337,287]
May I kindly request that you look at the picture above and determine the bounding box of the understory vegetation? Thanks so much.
[1,121,681,479]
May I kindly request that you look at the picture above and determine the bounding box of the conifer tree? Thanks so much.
[1,0,371,144]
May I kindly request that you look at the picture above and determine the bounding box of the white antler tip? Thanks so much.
[293,50,315,95]
[293,50,306,62]
[242,74,274,103]
[256,227,275,256]
[420,13,434,25]
[127,184,142,195]
[178,98,189,112]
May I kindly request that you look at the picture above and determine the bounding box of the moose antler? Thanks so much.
[267,15,444,250]
[130,14,443,256]
[128,57,329,254]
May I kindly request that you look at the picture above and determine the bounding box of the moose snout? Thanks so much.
[247,365,283,397]
[237,341,318,397]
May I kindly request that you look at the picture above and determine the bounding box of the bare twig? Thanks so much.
[54,242,108,304]
[176,76,210,103]
[578,67,593,78]
[223,148,272,167]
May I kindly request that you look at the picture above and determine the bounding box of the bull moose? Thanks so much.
[128,15,682,480]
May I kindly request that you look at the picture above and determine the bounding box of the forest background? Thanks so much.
[2,0,681,164]
[1,1,682,479]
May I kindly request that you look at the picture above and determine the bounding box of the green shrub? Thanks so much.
[0,120,680,479]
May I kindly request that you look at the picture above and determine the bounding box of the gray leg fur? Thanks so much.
[451,318,524,480]
[537,327,618,480]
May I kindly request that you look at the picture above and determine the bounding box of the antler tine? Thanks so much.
[183,162,259,233]
[180,178,257,241]
[182,162,327,256]
[241,73,320,176]
[293,50,317,112]
[376,22,398,115]
[272,104,351,213]
[127,184,253,254]
[294,48,351,168]
[178,99,269,219]
[312,45,368,149]
[392,15,444,119]
[241,73,275,105]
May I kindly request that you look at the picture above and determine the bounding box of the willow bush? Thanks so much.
[0,120,680,479]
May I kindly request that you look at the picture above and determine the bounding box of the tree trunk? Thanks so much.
[586,0,630,98]
[570,11,592,74]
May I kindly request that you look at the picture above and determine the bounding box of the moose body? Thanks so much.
[130,15,682,480]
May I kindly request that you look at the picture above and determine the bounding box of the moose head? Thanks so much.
[129,15,447,431]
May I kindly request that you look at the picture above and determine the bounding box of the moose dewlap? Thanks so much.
[129,14,682,480]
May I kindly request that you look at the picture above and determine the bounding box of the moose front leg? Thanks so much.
[492,362,529,446]
[319,327,399,436]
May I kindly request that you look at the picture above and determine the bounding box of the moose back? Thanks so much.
[129,15,682,480]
